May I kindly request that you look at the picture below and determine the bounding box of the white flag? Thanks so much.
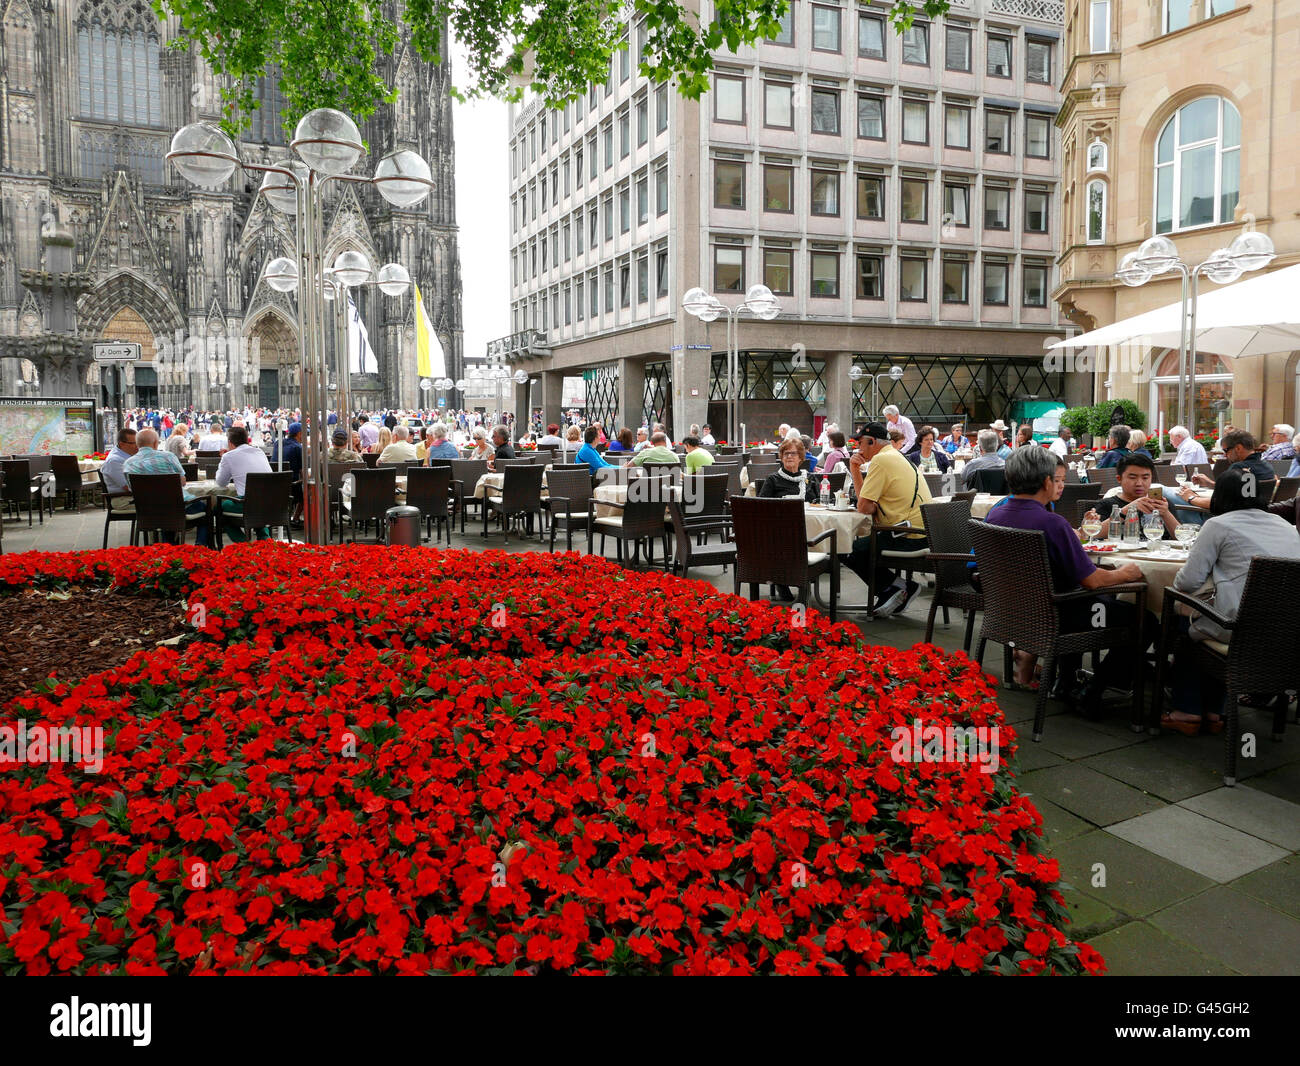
[348,298,377,374]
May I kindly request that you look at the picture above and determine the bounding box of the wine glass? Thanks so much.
[1081,516,1102,546]
[1142,513,1164,547]
[1174,470,1188,490]
[1174,524,1195,548]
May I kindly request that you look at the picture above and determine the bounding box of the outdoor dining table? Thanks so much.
[1083,542,1205,616]
[184,478,238,500]
[592,481,677,518]
[930,493,1006,519]
[801,502,871,553]
[474,468,552,500]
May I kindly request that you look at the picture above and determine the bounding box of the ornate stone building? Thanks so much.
[0,0,462,411]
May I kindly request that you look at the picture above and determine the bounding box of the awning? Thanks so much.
[1050,262,1300,357]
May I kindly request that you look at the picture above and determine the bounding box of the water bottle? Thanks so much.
[1123,505,1139,543]
[820,476,831,506]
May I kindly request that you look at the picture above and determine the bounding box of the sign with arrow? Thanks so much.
[93,342,141,365]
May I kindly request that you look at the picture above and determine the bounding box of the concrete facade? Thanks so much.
[506,0,1074,440]
[1054,0,1300,441]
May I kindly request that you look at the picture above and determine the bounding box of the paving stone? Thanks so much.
[1036,716,1145,760]
[1086,920,1239,977]
[1179,786,1300,851]
[1059,886,1117,938]
[1008,740,1064,774]
[1049,830,1213,917]
[1108,806,1288,883]
[1082,743,1223,803]
[1019,764,1165,826]
[1026,797,1092,844]
[1150,887,1300,976]
[1246,762,1300,806]
[1232,856,1300,921]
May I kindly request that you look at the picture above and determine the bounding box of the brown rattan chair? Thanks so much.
[404,466,454,545]
[96,468,136,547]
[1152,556,1300,786]
[920,499,982,655]
[1268,460,1293,478]
[729,495,839,621]
[544,467,596,552]
[195,454,222,478]
[679,473,732,541]
[747,462,779,484]
[1,459,46,525]
[969,520,1148,741]
[1072,495,1105,526]
[590,489,673,568]
[922,472,945,497]
[482,463,546,544]
[51,455,87,510]
[181,462,199,481]
[971,467,1007,495]
[1087,466,1119,492]
[228,471,294,542]
[1271,476,1299,504]
[667,499,735,580]
[129,473,207,545]
[448,458,490,533]
[1058,483,1104,524]
[343,466,397,542]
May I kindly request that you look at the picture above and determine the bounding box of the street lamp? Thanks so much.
[847,363,904,423]
[170,111,432,545]
[681,283,780,444]
[1116,230,1275,435]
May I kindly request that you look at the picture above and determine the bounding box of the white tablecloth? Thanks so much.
[475,470,551,499]
[803,503,872,554]
[592,482,680,518]
[931,493,1005,519]
[1086,545,1200,616]
[184,479,238,500]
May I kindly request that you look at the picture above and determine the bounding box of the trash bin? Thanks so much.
[385,505,422,547]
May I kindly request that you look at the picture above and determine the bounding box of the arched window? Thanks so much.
[76,0,163,126]
[1087,139,1107,172]
[1086,179,1106,243]
[1150,348,1234,437]
[246,68,286,145]
[1154,96,1240,234]
[395,58,419,140]
[4,1,38,90]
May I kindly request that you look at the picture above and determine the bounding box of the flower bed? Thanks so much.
[0,544,1103,976]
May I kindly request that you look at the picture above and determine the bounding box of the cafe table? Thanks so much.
[930,493,1006,519]
[1082,541,1207,616]
[802,502,871,553]
[474,468,552,500]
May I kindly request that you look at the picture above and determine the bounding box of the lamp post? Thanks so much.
[681,284,779,444]
[1115,231,1275,435]
[169,113,432,545]
[847,363,904,424]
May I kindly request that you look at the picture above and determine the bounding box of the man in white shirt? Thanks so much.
[537,423,565,449]
[632,427,652,453]
[882,405,916,452]
[214,426,274,540]
[196,421,227,453]
[1048,426,1074,458]
[700,424,716,446]
[1169,424,1208,466]
[378,425,419,464]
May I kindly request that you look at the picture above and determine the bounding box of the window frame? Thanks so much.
[811,4,842,52]
[714,159,747,210]
[809,250,840,298]
[901,23,929,66]
[944,24,971,72]
[1022,262,1049,307]
[902,98,930,145]
[855,253,884,299]
[714,74,746,124]
[944,103,971,150]
[763,164,795,213]
[983,185,1010,230]
[982,261,1009,305]
[858,12,885,59]
[942,258,970,304]
[1090,0,1110,52]
[714,245,746,293]
[764,81,794,130]
[901,176,929,223]
[856,174,884,220]
[1087,179,1107,243]
[899,257,928,302]
[1153,96,1241,235]
[943,182,970,228]
[1026,38,1052,84]
[763,247,794,296]
[986,33,1012,79]
[985,109,1012,154]
[1025,113,1051,159]
[810,168,841,217]
[1024,188,1050,233]
[856,93,885,140]
[810,87,842,135]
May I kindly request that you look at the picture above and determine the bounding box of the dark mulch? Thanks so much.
[0,588,189,700]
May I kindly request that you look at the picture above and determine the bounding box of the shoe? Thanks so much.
[1161,711,1201,737]
[874,584,908,617]
[895,580,921,614]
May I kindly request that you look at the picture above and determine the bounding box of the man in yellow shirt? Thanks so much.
[847,420,932,615]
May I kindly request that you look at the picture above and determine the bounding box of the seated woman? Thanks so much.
[467,427,493,461]
[817,430,851,474]
[562,425,583,459]
[905,426,952,474]
[606,427,636,454]
[1163,466,1300,734]
[757,437,819,502]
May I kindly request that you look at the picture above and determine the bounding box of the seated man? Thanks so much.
[215,425,274,541]
[630,431,678,466]
[378,425,419,464]
[327,428,364,464]
[123,428,209,546]
[1096,424,1133,468]
[1049,426,1074,458]
[196,421,227,453]
[1183,429,1278,511]
[1082,453,1185,540]
[101,427,138,510]
[418,423,460,461]
[988,446,1146,709]
[682,435,714,474]
[631,428,651,453]
[960,429,1005,490]
[487,425,516,470]
[576,426,612,473]
[1168,424,1208,467]
[537,423,565,449]
[1262,423,1297,463]
[280,423,305,525]
[700,424,716,447]
[843,421,932,617]
[940,423,966,454]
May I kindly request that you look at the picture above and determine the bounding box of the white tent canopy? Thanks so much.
[1050,261,1300,357]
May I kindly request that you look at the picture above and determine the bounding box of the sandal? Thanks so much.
[1160,711,1201,737]
[1203,715,1224,735]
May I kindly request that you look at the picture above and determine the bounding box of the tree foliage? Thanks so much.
[155,0,952,135]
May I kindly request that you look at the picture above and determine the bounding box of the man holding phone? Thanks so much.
[1081,453,1184,540]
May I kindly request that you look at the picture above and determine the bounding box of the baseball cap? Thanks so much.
[288,422,302,437]
[332,429,347,444]
[860,421,889,441]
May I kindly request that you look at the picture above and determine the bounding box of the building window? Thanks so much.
[621,264,631,307]
[637,176,649,223]
[811,89,841,134]
[902,23,929,64]
[942,259,969,303]
[812,4,841,51]
[945,25,971,71]
[944,104,970,149]
[249,71,287,145]
[811,170,840,216]
[576,147,584,185]
[637,98,648,145]
[603,194,614,240]
[589,207,598,247]
[1088,139,1108,172]
[715,75,745,123]
[858,13,885,58]
[987,34,1011,78]
[603,123,614,168]
[764,248,793,294]
[1025,114,1050,158]
[620,112,630,157]
[604,270,614,313]
[765,82,793,128]
[1164,0,1194,33]
[943,183,970,226]
[1087,179,1106,242]
[637,255,649,303]
[656,84,669,132]
[857,175,884,219]
[1023,263,1048,306]
[715,246,745,291]
[900,257,927,301]
[1090,0,1110,52]
[576,278,585,321]
[1025,189,1049,232]
[773,2,794,44]
[856,254,883,298]
[1154,97,1240,233]
[656,248,669,297]
[1026,39,1052,83]
[986,110,1011,153]
[656,166,668,214]
[565,284,572,325]
[576,210,584,253]
[901,177,928,222]
[984,186,1010,229]
[588,134,598,179]
[594,272,603,316]
[902,99,929,144]
[810,251,839,297]
[620,35,630,81]
[983,261,1009,304]
[77,5,165,125]
[563,221,571,260]
[857,94,885,139]
[715,160,746,208]
[619,188,630,232]
[764,165,794,211]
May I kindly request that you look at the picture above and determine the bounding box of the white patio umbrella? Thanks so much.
[1050,262,1300,357]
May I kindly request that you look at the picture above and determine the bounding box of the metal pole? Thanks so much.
[1187,268,1201,438]
[1175,266,1189,434]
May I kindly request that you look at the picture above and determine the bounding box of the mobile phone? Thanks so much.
[1147,485,1164,501]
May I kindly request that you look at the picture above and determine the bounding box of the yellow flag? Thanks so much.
[415,285,445,378]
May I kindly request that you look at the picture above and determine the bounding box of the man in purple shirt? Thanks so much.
[985,446,1145,713]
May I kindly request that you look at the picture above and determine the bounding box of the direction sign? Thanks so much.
[93,342,141,365]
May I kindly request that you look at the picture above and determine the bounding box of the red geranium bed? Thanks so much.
[0,544,1103,975]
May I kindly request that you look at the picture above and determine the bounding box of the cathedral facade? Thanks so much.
[0,0,462,412]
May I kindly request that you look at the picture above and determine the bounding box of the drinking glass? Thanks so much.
[1081,518,1102,546]
[1143,513,1164,546]
[1174,524,1195,548]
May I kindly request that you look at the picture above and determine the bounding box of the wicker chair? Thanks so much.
[181,462,199,481]
[51,455,86,510]
[1272,476,1299,504]
[360,452,380,468]
[551,462,590,473]
[1057,483,1105,524]
[1268,460,1293,478]
[130,473,207,545]
[226,471,294,543]
[1152,556,1300,786]
[667,499,735,580]
[679,473,732,541]
[544,468,596,552]
[729,495,839,621]
[402,466,453,545]
[1072,496,1105,526]
[1,459,46,525]
[343,466,397,542]
[971,467,1007,495]
[920,499,981,655]
[1086,466,1118,492]
[195,454,222,478]
[923,472,945,497]
[591,491,673,568]
[448,459,490,533]
[969,520,1148,741]
[482,463,546,544]
[748,462,779,484]
[96,468,136,547]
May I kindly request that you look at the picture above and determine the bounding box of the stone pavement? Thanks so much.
[6,501,1300,976]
